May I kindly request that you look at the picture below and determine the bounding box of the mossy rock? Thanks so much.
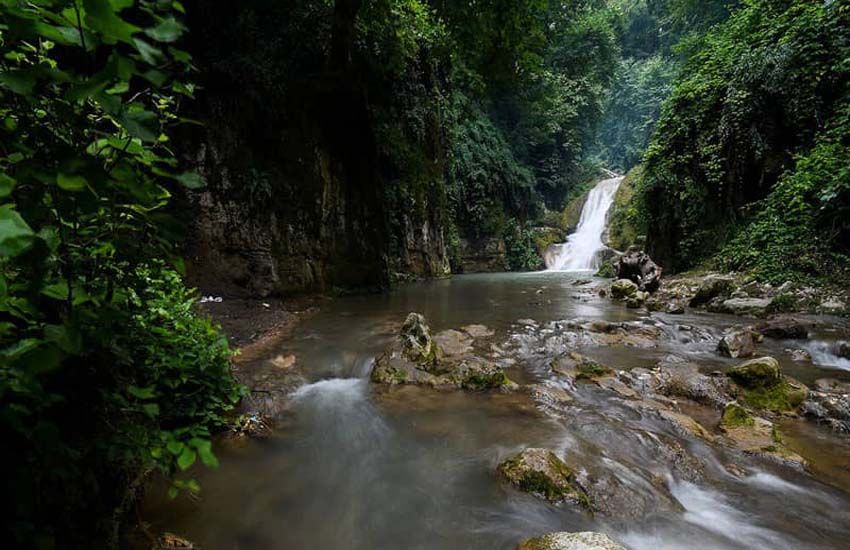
[728,357,781,388]
[721,402,755,428]
[740,379,808,412]
[610,279,638,299]
[400,312,440,367]
[575,361,614,381]
[498,448,590,507]
[560,192,589,233]
[370,360,409,385]
[532,227,566,256]
[606,167,641,252]
[595,260,617,279]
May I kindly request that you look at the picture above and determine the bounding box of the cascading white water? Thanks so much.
[545,175,623,271]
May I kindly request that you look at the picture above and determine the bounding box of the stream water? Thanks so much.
[146,273,850,549]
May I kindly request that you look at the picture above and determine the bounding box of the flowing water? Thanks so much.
[545,177,624,271]
[145,273,850,549]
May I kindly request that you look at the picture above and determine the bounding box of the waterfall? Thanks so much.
[545,176,624,271]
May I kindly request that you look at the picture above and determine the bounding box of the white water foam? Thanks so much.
[545,176,623,271]
[804,341,850,371]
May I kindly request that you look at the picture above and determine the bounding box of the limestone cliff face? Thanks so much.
[179,0,451,297]
[184,130,450,297]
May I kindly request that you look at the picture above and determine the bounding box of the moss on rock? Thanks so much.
[575,361,614,381]
[498,448,590,507]
[721,402,755,428]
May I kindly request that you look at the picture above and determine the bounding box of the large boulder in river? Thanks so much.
[518,532,626,550]
[400,313,439,367]
[754,317,810,340]
[610,279,638,299]
[689,275,736,307]
[497,448,590,507]
[728,357,781,387]
[616,248,661,292]
[727,357,808,413]
[717,327,762,358]
[371,314,514,391]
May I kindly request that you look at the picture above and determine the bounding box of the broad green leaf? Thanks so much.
[127,385,156,399]
[0,69,37,95]
[1,338,41,359]
[142,403,160,417]
[166,440,184,455]
[44,324,83,354]
[167,486,178,499]
[120,108,159,142]
[0,205,35,257]
[0,174,16,198]
[176,447,196,471]
[193,440,219,468]
[174,171,204,189]
[145,17,184,43]
[132,37,163,65]
[83,0,140,44]
[57,173,87,192]
[41,281,70,300]
[17,343,63,375]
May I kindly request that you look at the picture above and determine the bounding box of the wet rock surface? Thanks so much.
[498,448,590,507]
[371,313,514,391]
[719,402,806,468]
[616,249,661,292]
[802,379,850,433]
[717,327,762,358]
[518,531,626,550]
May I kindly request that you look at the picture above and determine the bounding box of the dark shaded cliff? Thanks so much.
[179,0,450,296]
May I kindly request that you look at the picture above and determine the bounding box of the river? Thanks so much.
[145,272,850,549]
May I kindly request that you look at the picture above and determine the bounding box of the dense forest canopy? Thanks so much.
[2,0,850,547]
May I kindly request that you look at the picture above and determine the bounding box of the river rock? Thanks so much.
[400,313,440,365]
[689,275,736,307]
[728,357,781,387]
[371,313,514,391]
[719,402,806,468]
[616,248,662,292]
[498,448,590,507]
[518,532,626,550]
[833,341,850,359]
[550,352,612,380]
[801,379,850,433]
[710,297,771,316]
[654,356,733,408]
[433,329,473,356]
[787,348,811,362]
[727,357,808,413]
[626,290,649,309]
[754,318,810,339]
[610,279,638,299]
[717,327,762,359]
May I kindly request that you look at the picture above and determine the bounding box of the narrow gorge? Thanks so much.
[3,1,850,549]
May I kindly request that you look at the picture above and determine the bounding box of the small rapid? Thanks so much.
[546,176,624,271]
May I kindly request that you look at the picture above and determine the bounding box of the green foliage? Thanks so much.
[636,0,850,275]
[720,101,850,283]
[606,166,644,250]
[0,0,242,545]
[503,218,542,272]
[447,94,537,237]
[594,56,675,171]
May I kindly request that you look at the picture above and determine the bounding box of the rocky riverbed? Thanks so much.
[145,272,850,549]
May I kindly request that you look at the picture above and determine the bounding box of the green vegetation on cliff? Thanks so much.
[633,0,850,282]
